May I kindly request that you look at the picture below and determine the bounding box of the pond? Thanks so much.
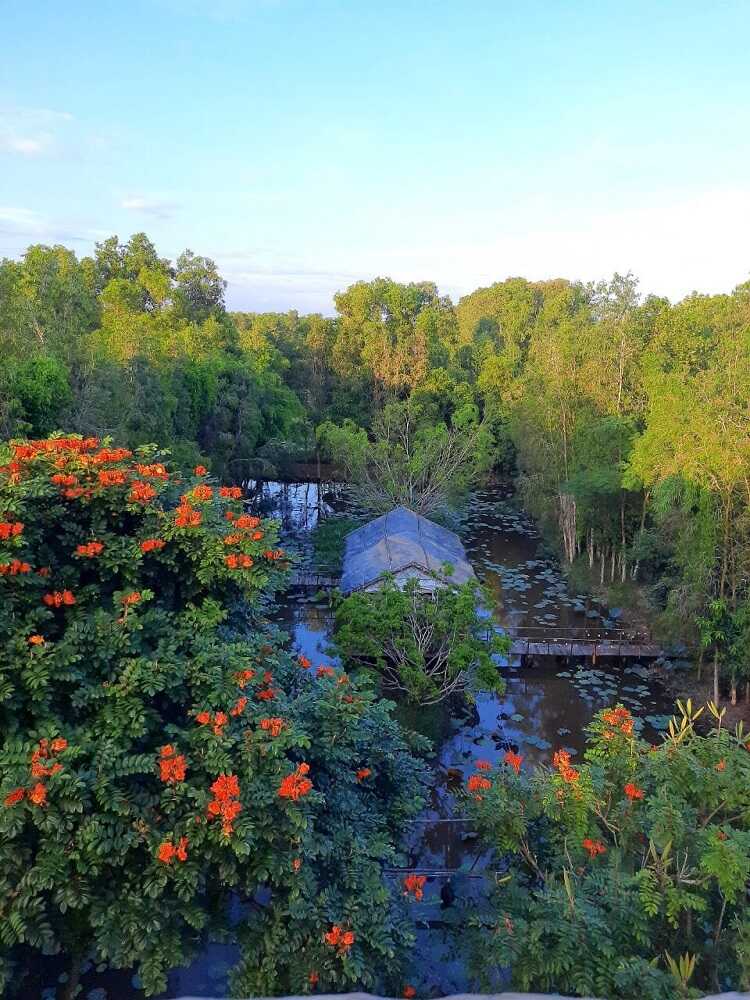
[248,479,676,996]
[23,479,675,999]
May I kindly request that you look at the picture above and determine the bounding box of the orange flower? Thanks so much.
[225,553,254,570]
[403,987,416,999]
[0,559,32,575]
[121,591,141,606]
[194,465,208,476]
[157,841,176,863]
[212,711,228,735]
[298,655,312,669]
[0,521,24,540]
[292,857,302,872]
[219,486,243,499]
[50,738,67,752]
[98,469,127,487]
[175,503,202,528]
[29,782,47,806]
[316,665,335,678]
[716,759,726,772]
[264,548,285,560]
[196,711,211,725]
[28,634,45,645]
[129,481,157,504]
[229,697,248,717]
[251,530,264,541]
[624,782,644,800]
[403,874,426,900]
[136,463,169,481]
[324,925,354,953]
[552,749,579,783]
[51,473,78,487]
[278,763,313,801]
[234,669,255,688]
[503,750,523,774]
[475,759,492,771]
[257,688,276,701]
[3,787,25,807]
[308,971,319,987]
[159,746,187,784]
[467,774,491,794]
[75,541,104,558]
[260,717,284,737]
[207,774,241,835]
[140,538,165,553]
[223,534,242,545]
[582,837,607,858]
[43,590,76,608]
[235,515,261,531]
[356,768,371,781]
[192,484,213,502]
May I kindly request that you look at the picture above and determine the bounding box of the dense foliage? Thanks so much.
[0,435,428,998]
[333,577,508,705]
[465,701,750,999]
[3,232,750,694]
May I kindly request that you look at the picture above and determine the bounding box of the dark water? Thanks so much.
[24,480,674,999]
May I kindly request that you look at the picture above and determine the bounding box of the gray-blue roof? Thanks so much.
[340,506,475,594]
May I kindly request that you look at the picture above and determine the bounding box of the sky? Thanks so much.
[2,0,750,314]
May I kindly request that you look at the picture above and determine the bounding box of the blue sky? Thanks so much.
[2,0,750,312]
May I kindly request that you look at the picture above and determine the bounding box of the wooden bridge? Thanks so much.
[500,625,662,660]
[288,570,341,590]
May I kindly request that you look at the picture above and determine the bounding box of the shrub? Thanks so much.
[465,701,750,999]
[0,435,427,998]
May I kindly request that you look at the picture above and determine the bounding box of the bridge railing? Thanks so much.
[481,624,656,646]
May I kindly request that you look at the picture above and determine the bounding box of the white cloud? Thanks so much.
[121,195,179,220]
[0,107,74,157]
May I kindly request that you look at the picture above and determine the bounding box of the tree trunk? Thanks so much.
[713,649,720,705]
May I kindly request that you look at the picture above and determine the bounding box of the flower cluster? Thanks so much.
[624,782,645,801]
[43,590,76,607]
[601,705,634,737]
[316,665,335,678]
[129,481,157,504]
[75,541,104,558]
[225,553,254,570]
[324,925,354,953]
[136,463,169,481]
[121,591,141,606]
[0,520,24,540]
[140,538,165,553]
[582,837,607,858]
[356,768,371,781]
[0,559,31,575]
[260,717,284,737]
[503,750,523,774]
[175,502,201,528]
[157,836,189,864]
[467,773,492,800]
[298,655,312,669]
[4,738,68,808]
[234,668,255,687]
[219,486,243,499]
[159,745,187,784]
[403,874,426,900]
[278,762,313,801]
[207,773,241,835]
[552,749,580,784]
[196,710,229,736]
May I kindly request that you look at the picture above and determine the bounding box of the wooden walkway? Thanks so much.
[288,570,341,590]
[501,625,661,659]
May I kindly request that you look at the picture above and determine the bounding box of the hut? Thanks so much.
[340,505,475,595]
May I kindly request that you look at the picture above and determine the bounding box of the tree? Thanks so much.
[332,576,508,705]
[0,434,427,998]
[318,399,492,516]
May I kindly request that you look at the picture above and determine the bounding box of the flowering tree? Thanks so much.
[465,702,750,999]
[0,436,427,998]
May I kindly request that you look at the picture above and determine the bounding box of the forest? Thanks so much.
[2,234,749,703]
